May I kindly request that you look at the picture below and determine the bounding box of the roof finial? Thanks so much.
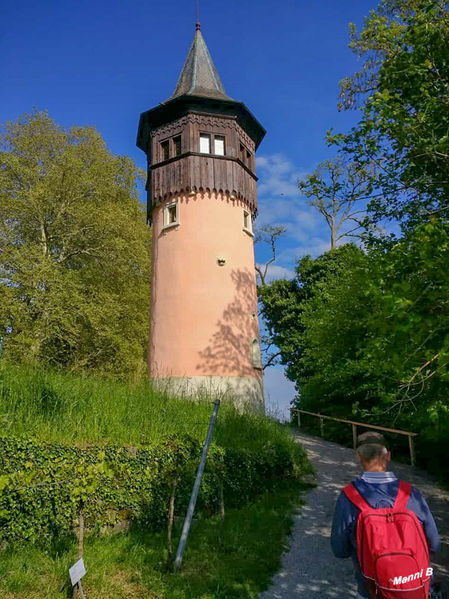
[196,0,201,31]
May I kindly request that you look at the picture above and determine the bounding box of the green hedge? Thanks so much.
[0,434,307,546]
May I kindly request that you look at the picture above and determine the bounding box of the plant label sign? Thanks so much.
[69,557,86,586]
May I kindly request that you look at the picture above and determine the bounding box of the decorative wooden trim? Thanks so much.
[152,115,190,139]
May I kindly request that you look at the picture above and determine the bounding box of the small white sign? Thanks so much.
[69,557,86,586]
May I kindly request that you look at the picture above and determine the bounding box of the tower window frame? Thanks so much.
[246,149,253,170]
[173,135,182,157]
[239,142,253,170]
[251,338,262,369]
[214,135,225,156]
[200,133,211,154]
[163,200,179,229]
[243,209,253,235]
[160,139,170,161]
[200,132,226,156]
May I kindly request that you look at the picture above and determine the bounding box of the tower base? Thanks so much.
[152,375,264,412]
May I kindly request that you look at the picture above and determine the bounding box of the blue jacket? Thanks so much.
[331,471,440,598]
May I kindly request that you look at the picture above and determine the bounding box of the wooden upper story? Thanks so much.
[148,112,258,212]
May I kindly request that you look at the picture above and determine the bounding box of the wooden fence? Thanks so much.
[293,409,418,466]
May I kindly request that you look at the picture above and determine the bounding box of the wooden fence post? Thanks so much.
[408,435,415,467]
[352,424,357,449]
[167,477,178,560]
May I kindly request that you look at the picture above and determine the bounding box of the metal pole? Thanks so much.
[174,399,220,572]
[297,411,301,428]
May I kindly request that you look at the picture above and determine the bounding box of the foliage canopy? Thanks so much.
[0,111,151,379]
[259,0,449,474]
[333,0,449,230]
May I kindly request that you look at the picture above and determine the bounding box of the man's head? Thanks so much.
[356,431,391,472]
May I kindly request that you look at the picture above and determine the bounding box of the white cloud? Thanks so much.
[278,239,330,262]
[256,153,327,245]
[264,366,296,421]
[254,152,332,278]
[256,263,295,283]
[257,153,307,199]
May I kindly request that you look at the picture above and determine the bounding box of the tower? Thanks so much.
[137,24,266,409]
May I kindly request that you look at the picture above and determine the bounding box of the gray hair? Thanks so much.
[356,443,388,462]
[356,431,389,462]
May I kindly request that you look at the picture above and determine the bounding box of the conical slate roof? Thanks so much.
[170,27,233,101]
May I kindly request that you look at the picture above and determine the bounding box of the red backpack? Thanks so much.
[343,481,431,599]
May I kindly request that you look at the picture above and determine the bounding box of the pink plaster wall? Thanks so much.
[149,191,262,383]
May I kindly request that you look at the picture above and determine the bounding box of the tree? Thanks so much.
[257,0,449,475]
[260,226,449,426]
[298,154,372,249]
[258,244,368,393]
[0,111,151,379]
[355,220,449,424]
[254,224,287,287]
[254,224,287,369]
[333,0,449,230]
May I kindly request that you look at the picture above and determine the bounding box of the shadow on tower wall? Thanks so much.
[196,267,261,378]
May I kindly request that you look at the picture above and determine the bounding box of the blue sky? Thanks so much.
[1,0,380,417]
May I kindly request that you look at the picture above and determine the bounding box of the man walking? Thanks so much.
[331,431,440,599]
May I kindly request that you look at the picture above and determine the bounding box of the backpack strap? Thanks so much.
[394,480,411,511]
[343,483,372,511]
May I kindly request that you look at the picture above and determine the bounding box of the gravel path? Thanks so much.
[259,431,449,599]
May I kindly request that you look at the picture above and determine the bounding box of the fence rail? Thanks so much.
[293,409,418,466]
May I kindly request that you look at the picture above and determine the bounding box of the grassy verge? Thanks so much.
[0,362,295,454]
[0,480,309,599]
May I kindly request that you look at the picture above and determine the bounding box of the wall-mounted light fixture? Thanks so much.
[217,257,226,266]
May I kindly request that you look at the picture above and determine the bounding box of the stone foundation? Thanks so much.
[152,375,265,412]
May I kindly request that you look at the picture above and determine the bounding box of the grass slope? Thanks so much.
[0,362,296,454]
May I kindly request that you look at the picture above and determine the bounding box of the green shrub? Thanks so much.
[0,433,308,547]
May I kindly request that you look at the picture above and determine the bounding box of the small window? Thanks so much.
[239,143,253,168]
[164,201,179,228]
[161,140,170,161]
[251,338,262,368]
[243,209,252,232]
[214,135,225,156]
[200,133,211,154]
[173,136,182,157]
